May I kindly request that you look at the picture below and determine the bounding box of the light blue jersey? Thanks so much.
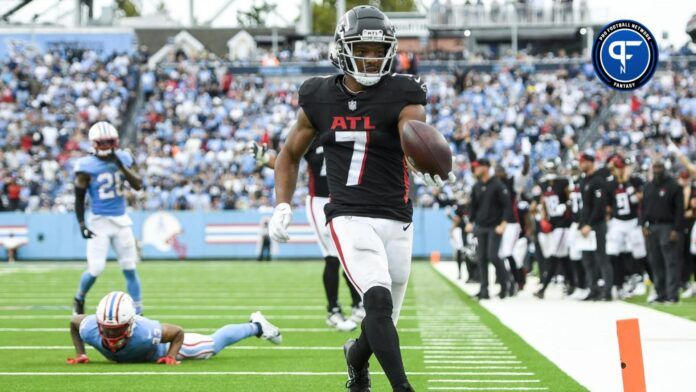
[74,150,134,216]
[79,315,168,363]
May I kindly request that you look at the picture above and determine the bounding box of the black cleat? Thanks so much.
[475,292,490,300]
[72,297,85,315]
[344,339,370,392]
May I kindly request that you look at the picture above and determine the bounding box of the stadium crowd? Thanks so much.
[0,48,694,301]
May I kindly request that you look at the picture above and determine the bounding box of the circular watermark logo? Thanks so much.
[592,20,658,91]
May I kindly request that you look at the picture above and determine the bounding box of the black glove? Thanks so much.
[79,222,96,239]
[247,141,270,165]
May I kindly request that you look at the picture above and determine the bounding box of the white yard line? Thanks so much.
[0,371,541,377]
[0,345,516,351]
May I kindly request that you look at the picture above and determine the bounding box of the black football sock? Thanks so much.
[362,286,408,389]
[456,250,463,277]
[349,321,373,369]
[344,271,362,308]
[323,256,341,312]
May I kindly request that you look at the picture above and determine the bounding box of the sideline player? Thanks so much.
[249,140,362,331]
[268,6,454,391]
[72,121,143,315]
[67,291,281,364]
[606,156,647,297]
[535,159,575,298]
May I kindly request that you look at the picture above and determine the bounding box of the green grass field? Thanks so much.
[625,293,696,322]
[0,261,585,391]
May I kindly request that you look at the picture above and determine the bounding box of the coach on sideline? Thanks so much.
[641,160,684,303]
[466,158,513,300]
[578,151,612,301]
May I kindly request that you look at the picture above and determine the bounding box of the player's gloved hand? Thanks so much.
[156,356,180,365]
[66,354,89,364]
[102,152,123,168]
[79,222,96,239]
[247,141,270,165]
[408,156,457,188]
[416,171,457,187]
[269,203,292,243]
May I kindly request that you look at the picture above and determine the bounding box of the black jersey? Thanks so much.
[608,176,643,220]
[304,138,329,198]
[299,74,427,223]
[569,177,583,223]
[540,177,572,228]
[516,198,531,235]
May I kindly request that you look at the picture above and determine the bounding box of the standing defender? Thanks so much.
[72,121,144,315]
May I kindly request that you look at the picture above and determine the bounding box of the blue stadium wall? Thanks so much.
[0,209,453,261]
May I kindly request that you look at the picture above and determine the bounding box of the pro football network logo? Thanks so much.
[591,20,658,91]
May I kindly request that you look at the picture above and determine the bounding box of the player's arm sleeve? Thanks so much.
[469,191,478,223]
[74,173,90,225]
[674,183,685,230]
[638,186,648,226]
[465,142,477,164]
[499,185,514,223]
[399,75,428,106]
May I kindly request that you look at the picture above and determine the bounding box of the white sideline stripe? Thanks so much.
[0,305,423,311]
[0,345,508,351]
[428,380,540,383]
[424,356,517,359]
[424,351,512,355]
[425,360,522,364]
[426,367,528,371]
[0,371,536,377]
[0,327,424,333]
[428,388,548,391]
[0,314,432,320]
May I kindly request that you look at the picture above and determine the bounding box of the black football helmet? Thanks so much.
[330,5,397,86]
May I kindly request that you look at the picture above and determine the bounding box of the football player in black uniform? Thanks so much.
[535,159,576,299]
[268,6,454,392]
[567,161,589,298]
[605,156,647,298]
[249,140,363,331]
[448,192,479,282]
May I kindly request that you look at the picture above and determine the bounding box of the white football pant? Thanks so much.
[606,218,647,258]
[305,196,338,258]
[86,214,138,276]
[328,216,413,325]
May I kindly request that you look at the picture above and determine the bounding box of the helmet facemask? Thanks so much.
[98,320,134,352]
[330,6,398,87]
[92,138,119,157]
[335,38,397,86]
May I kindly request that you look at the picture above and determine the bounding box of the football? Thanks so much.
[401,120,452,178]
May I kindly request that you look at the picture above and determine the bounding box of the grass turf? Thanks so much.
[0,261,584,391]
[624,293,696,322]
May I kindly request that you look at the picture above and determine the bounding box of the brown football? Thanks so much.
[401,120,452,178]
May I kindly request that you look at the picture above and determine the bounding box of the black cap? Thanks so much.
[472,158,491,167]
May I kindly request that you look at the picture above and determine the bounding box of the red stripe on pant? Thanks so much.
[329,220,363,294]
[308,196,330,252]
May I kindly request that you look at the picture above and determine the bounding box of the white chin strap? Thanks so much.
[354,74,381,86]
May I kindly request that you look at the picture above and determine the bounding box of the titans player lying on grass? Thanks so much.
[67,292,282,364]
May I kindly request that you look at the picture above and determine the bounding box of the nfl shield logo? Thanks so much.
[348,100,357,111]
